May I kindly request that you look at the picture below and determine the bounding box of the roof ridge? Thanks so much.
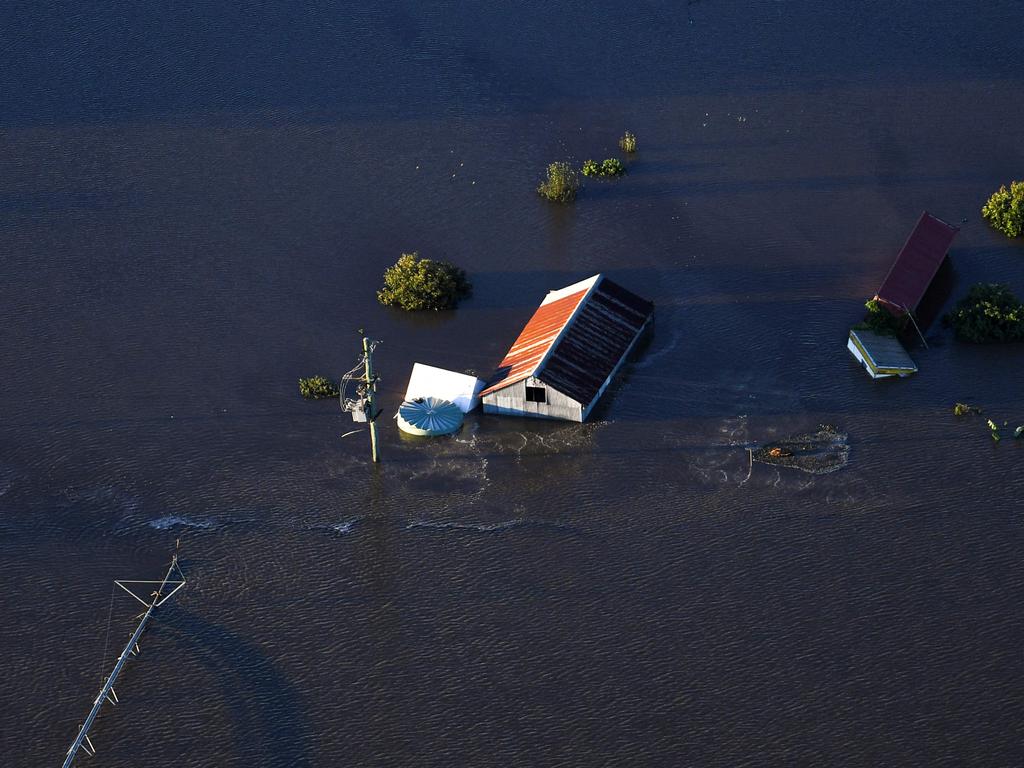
[533,274,603,382]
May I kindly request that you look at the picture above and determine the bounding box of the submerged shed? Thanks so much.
[480,274,653,422]
[847,328,918,379]
[874,212,959,315]
[848,212,958,380]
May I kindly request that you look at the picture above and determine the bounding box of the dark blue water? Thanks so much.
[2,2,1023,765]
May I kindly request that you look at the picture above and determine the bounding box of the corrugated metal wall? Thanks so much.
[481,376,584,422]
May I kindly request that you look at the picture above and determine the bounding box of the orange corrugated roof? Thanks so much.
[479,289,589,396]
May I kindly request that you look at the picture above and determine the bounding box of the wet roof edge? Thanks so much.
[532,274,604,386]
[479,274,603,397]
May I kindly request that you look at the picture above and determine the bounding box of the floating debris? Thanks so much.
[751,424,849,474]
[952,403,1022,442]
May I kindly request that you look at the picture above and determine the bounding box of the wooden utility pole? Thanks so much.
[362,334,381,463]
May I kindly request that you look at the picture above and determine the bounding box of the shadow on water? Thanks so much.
[543,202,576,263]
[163,611,313,768]
[912,257,955,333]
[621,161,728,176]
[581,172,996,202]
[463,268,671,310]
[916,244,1024,332]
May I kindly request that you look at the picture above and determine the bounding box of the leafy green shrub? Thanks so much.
[377,252,471,311]
[537,162,580,203]
[981,181,1024,238]
[602,158,625,176]
[944,283,1024,342]
[619,131,637,153]
[299,375,339,400]
[582,158,626,178]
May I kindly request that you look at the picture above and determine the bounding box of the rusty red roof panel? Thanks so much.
[479,289,589,396]
[875,212,958,313]
[481,275,654,404]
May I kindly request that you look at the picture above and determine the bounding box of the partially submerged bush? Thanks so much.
[377,252,471,311]
[952,402,981,417]
[981,181,1024,238]
[537,162,580,203]
[944,283,1024,342]
[582,158,626,178]
[299,375,339,400]
[619,131,637,153]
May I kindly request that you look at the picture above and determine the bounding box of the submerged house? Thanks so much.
[847,211,958,379]
[847,327,918,379]
[480,274,653,421]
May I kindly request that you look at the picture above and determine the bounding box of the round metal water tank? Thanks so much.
[396,397,464,436]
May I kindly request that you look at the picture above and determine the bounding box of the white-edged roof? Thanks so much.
[848,329,917,377]
[404,363,484,413]
[541,274,601,304]
[480,274,654,402]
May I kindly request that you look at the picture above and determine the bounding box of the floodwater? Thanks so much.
[2,2,1023,765]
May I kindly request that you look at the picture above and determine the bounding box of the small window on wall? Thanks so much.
[525,386,547,403]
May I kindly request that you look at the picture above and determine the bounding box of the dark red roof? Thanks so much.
[875,212,958,313]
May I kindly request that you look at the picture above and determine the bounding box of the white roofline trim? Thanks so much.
[530,274,604,381]
[541,274,602,305]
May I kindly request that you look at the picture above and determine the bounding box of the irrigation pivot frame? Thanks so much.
[61,552,186,767]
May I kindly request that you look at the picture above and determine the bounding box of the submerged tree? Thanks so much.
[377,252,471,311]
[582,158,626,178]
[619,131,638,153]
[944,283,1024,342]
[537,161,580,203]
[982,181,1024,238]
